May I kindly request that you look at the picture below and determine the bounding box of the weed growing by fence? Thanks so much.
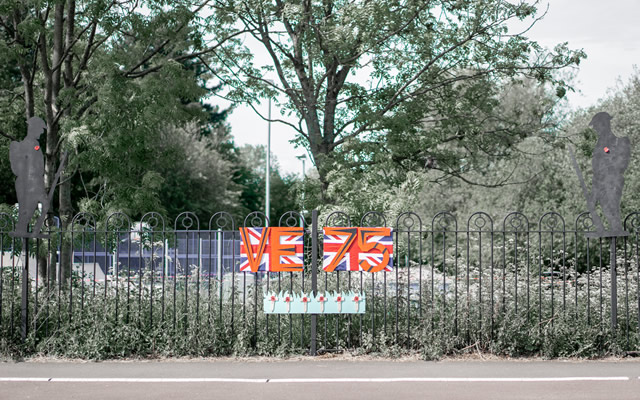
[1,260,637,360]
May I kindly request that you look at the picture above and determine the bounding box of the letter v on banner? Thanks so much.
[239,227,269,272]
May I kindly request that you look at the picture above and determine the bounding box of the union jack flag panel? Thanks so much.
[239,227,304,273]
[323,227,394,273]
[271,227,304,272]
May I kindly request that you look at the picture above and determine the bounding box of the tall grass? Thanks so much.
[1,257,638,360]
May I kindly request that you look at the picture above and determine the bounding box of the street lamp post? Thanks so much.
[297,154,306,178]
[265,80,273,226]
[296,154,307,226]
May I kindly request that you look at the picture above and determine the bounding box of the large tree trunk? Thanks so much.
[58,0,76,283]
[19,70,34,120]
[39,2,70,282]
[59,172,73,282]
[311,148,331,200]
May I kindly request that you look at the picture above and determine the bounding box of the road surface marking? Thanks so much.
[0,377,632,383]
[269,377,631,383]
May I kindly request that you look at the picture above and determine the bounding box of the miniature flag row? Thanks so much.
[239,227,393,273]
[263,291,366,314]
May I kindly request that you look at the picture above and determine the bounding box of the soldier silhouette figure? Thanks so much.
[589,112,630,235]
[9,117,50,238]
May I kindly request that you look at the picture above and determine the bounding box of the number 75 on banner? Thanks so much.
[323,227,394,273]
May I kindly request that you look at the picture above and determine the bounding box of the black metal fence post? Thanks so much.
[310,209,318,356]
[611,236,617,334]
[21,237,28,342]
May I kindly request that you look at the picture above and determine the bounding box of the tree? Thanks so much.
[309,74,573,224]
[382,74,572,191]
[75,122,240,221]
[0,43,26,205]
[0,1,245,280]
[215,0,584,197]
[556,69,640,222]
[404,69,640,225]
[0,0,244,218]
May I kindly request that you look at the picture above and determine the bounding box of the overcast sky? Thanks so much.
[221,0,640,175]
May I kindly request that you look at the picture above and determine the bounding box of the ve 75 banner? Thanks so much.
[239,226,393,273]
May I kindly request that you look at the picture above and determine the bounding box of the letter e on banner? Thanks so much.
[270,227,304,272]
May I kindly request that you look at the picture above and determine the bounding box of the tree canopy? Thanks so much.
[397,69,640,225]
[214,0,584,196]
[0,0,247,223]
[6,0,638,230]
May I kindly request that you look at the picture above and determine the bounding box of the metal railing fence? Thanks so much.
[0,210,638,354]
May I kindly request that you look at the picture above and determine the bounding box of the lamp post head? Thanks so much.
[296,154,307,177]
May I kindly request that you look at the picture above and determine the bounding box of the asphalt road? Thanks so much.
[1,359,639,400]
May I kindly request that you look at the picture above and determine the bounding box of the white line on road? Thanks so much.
[0,377,632,383]
[0,378,268,383]
[268,377,632,383]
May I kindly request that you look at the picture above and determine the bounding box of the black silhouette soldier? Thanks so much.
[590,112,630,235]
[9,117,51,238]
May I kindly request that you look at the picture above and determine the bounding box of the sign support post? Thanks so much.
[21,237,29,342]
[611,237,617,334]
[310,210,318,356]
